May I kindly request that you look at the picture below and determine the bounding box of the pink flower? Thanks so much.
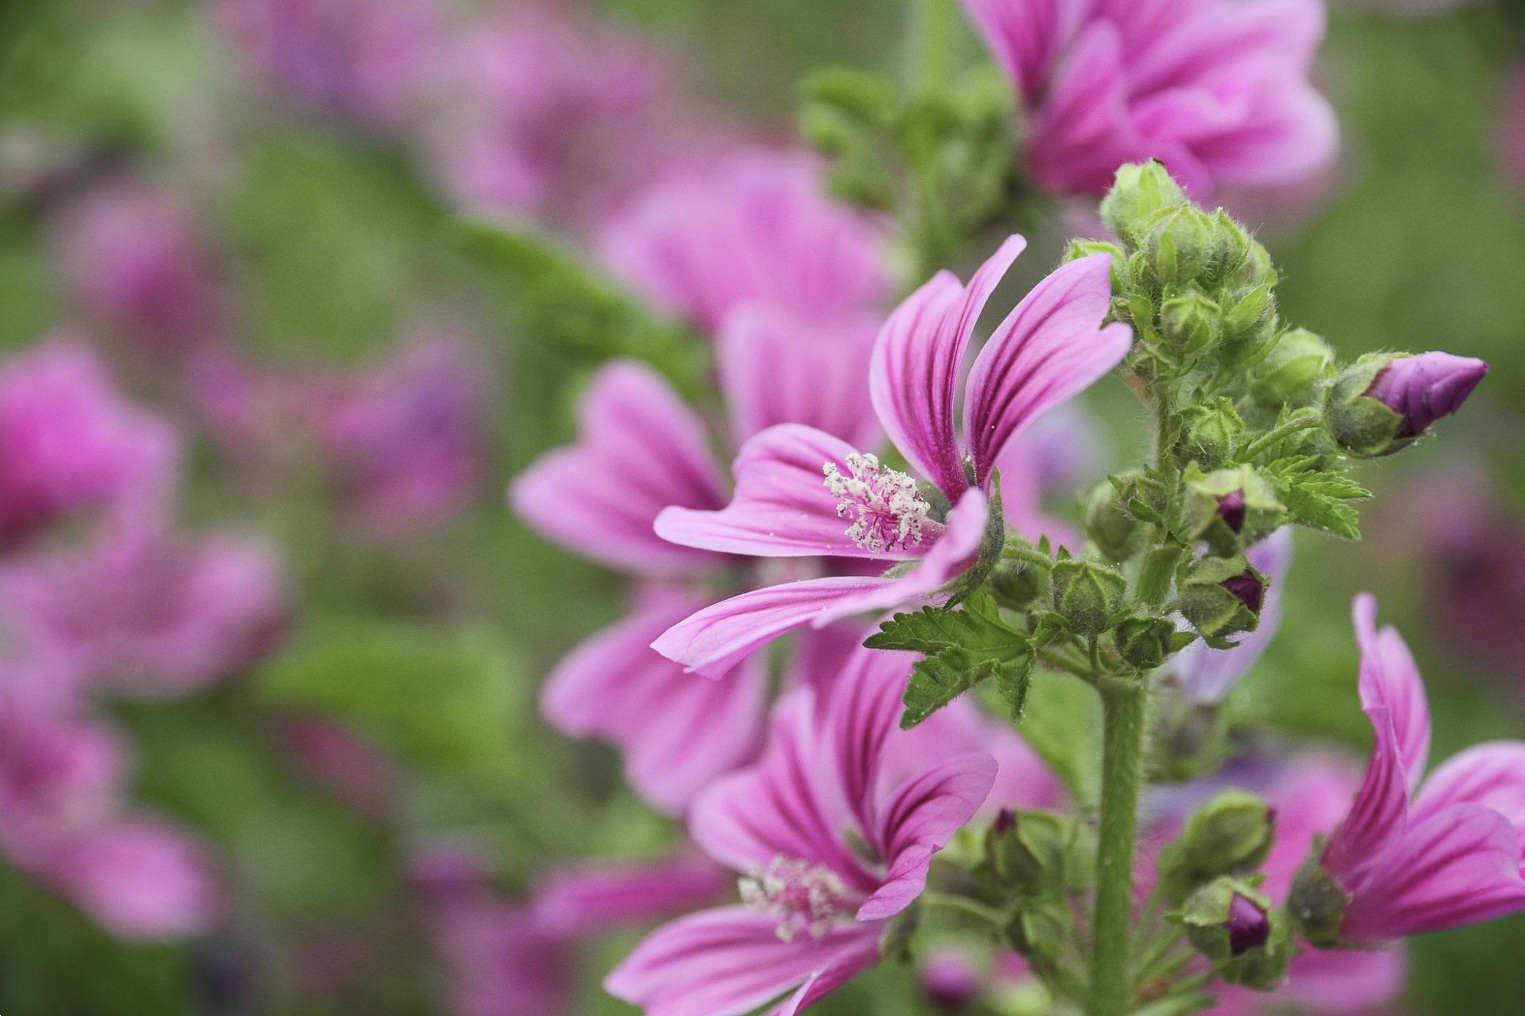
[652,238,1131,677]
[1166,528,1294,704]
[1361,352,1488,441]
[1504,67,1525,193]
[605,646,998,1016]
[1303,595,1525,942]
[307,337,486,537]
[532,850,733,940]
[0,337,177,547]
[427,2,669,222]
[959,0,1338,199]
[272,713,400,819]
[0,519,287,698]
[0,687,220,940]
[217,0,439,128]
[51,181,224,353]
[600,148,890,336]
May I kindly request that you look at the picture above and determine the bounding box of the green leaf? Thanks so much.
[1263,459,1371,540]
[866,593,1032,727]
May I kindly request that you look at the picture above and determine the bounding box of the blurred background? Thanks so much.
[1,0,1524,1014]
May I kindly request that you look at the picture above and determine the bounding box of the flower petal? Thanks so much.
[962,254,1131,489]
[605,906,879,1016]
[541,587,769,814]
[1341,804,1525,941]
[1411,742,1525,840]
[870,236,1027,500]
[858,754,997,922]
[718,306,881,449]
[1353,593,1431,792]
[655,424,891,559]
[766,929,883,1016]
[531,850,730,939]
[510,359,727,575]
[1275,942,1405,1014]
[1320,705,1409,892]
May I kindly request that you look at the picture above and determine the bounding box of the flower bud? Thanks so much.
[1159,791,1275,899]
[985,810,1072,897]
[1327,352,1488,458]
[1230,238,1275,289]
[1175,399,1245,471]
[1180,879,1291,989]
[1084,481,1144,563]
[1113,616,1176,670]
[1198,210,1254,287]
[919,952,980,1011]
[1251,328,1335,408]
[1145,206,1215,287]
[1177,556,1265,649]
[988,543,1051,610]
[1159,292,1221,358]
[1099,161,1187,248]
[1051,559,1127,637]
[1004,902,1071,977]
[1186,466,1283,553]
[1287,855,1350,948]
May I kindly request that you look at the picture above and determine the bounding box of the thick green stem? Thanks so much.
[909,0,956,92]
[1089,680,1147,1016]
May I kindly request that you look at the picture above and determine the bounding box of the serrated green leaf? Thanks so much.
[902,649,1031,728]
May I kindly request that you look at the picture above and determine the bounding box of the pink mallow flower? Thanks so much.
[600,148,890,337]
[306,337,486,537]
[52,180,224,353]
[651,237,1131,678]
[1297,595,1525,943]
[0,337,177,547]
[958,0,1338,199]
[428,1,668,223]
[605,645,999,1016]
[217,0,439,128]
[0,519,286,698]
[0,684,220,940]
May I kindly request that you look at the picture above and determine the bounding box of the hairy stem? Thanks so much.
[909,0,956,92]
[1089,679,1147,1016]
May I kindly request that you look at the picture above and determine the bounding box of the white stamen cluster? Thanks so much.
[823,452,934,554]
[739,855,856,942]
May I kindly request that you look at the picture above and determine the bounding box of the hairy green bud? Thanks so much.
[1186,466,1284,554]
[1159,291,1221,359]
[1180,878,1292,990]
[1160,791,1275,899]
[1251,328,1335,408]
[1100,161,1187,247]
[985,810,1078,897]
[989,545,1052,611]
[1113,616,1176,670]
[1145,206,1215,288]
[1175,399,1245,471]
[1287,855,1350,948]
[1051,559,1128,637]
[1176,555,1264,649]
[1084,481,1145,562]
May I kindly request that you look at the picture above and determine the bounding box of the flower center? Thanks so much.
[739,855,859,942]
[823,452,938,554]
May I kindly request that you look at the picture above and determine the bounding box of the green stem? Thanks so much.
[909,0,956,93]
[1089,680,1147,1016]
[921,892,1006,927]
[1240,413,1322,461]
[1038,647,1098,682]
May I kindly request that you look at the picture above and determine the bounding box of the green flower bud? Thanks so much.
[1180,878,1292,990]
[1251,328,1335,408]
[1186,466,1284,554]
[985,810,1074,897]
[1176,555,1264,649]
[1084,481,1144,562]
[1198,210,1254,288]
[1005,902,1072,977]
[1326,351,1489,458]
[1064,239,1126,284]
[1175,399,1245,471]
[989,544,1052,611]
[1287,854,1350,948]
[1230,238,1276,289]
[1159,791,1275,899]
[1099,161,1187,248]
[1145,206,1215,288]
[1113,616,1176,670]
[1050,559,1128,637]
[1159,291,1221,358]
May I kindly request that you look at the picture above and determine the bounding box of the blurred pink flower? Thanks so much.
[1502,66,1525,194]
[307,337,487,537]
[271,713,400,819]
[52,180,224,353]
[0,519,286,697]
[606,646,997,1016]
[652,239,1129,678]
[0,686,220,940]
[218,0,440,127]
[1308,596,1525,941]
[426,1,670,223]
[0,337,177,547]
[600,148,889,336]
[959,0,1338,199]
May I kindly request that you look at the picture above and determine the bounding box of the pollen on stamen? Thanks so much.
[823,452,937,554]
[739,855,857,942]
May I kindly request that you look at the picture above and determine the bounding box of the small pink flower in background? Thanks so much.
[307,337,487,537]
[0,337,178,548]
[427,1,671,223]
[1306,595,1525,942]
[606,646,998,1016]
[271,713,400,820]
[958,0,1338,200]
[51,180,224,354]
[0,685,221,940]
[0,519,286,698]
[601,148,889,336]
[652,238,1130,678]
[217,0,440,128]
[1505,67,1525,192]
